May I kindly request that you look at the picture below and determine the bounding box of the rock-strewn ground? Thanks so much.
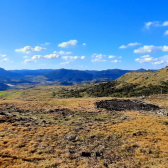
[0,96,168,167]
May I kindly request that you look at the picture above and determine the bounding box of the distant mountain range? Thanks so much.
[0,67,158,90]
[9,69,54,76]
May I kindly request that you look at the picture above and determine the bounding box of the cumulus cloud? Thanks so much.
[119,42,141,49]
[41,42,50,46]
[60,61,70,65]
[134,45,162,53]
[1,58,9,62]
[162,21,168,26]
[0,54,7,57]
[44,54,59,59]
[24,53,60,63]
[108,55,122,59]
[83,43,86,46]
[15,46,46,53]
[144,21,160,29]
[164,30,168,35]
[119,45,127,49]
[62,56,85,61]
[111,60,121,63]
[58,40,78,48]
[135,55,157,63]
[144,21,168,29]
[91,53,106,62]
[152,60,165,65]
[92,59,106,63]
[32,55,42,60]
[162,46,168,52]
[53,50,72,55]
[109,55,116,58]
[81,56,86,59]
[135,55,168,65]
[24,59,35,63]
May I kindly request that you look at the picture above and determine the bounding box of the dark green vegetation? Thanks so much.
[53,81,168,98]
[50,67,168,98]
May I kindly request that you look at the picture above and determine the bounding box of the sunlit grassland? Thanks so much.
[1,85,168,167]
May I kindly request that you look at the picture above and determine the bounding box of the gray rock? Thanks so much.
[66,134,77,141]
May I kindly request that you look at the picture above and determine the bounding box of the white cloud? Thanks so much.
[44,54,59,59]
[62,56,85,61]
[134,45,162,53]
[75,65,84,68]
[15,46,46,53]
[81,56,86,59]
[111,60,121,63]
[152,60,165,65]
[41,42,50,46]
[128,42,141,47]
[144,22,154,29]
[95,54,106,59]
[91,53,106,62]
[92,59,106,63]
[1,54,6,57]
[34,46,46,51]
[119,45,127,49]
[141,55,151,58]
[83,43,86,46]
[108,55,122,60]
[58,40,78,48]
[60,61,70,65]
[32,55,42,60]
[135,55,157,63]
[119,42,141,49]
[144,21,160,29]
[162,21,168,26]
[164,30,168,35]
[53,50,72,55]
[144,21,168,29]
[108,55,116,58]
[1,58,9,62]
[162,46,168,52]
[24,59,35,63]
[136,55,168,65]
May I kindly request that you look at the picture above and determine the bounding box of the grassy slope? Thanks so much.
[116,67,168,87]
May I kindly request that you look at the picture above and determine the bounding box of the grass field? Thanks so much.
[0,85,168,167]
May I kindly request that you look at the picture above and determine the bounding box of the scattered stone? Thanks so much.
[163,121,168,125]
[132,131,143,136]
[0,111,8,115]
[66,134,77,141]
[90,135,96,139]
[96,99,160,111]
[81,152,91,157]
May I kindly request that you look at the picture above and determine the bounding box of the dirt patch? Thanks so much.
[96,99,160,111]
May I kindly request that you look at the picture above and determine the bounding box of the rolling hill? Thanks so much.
[0,68,23,78]
[43,69,93,82]
[116,66,168,87]
[58,67,168,98]
[9,69,54,76]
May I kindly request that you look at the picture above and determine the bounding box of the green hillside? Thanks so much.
[116,67,168,87]
[56,67,168,98]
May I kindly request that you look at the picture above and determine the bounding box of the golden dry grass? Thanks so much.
[1,86,168,167]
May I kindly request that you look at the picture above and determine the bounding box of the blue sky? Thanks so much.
[0,0,168,70]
